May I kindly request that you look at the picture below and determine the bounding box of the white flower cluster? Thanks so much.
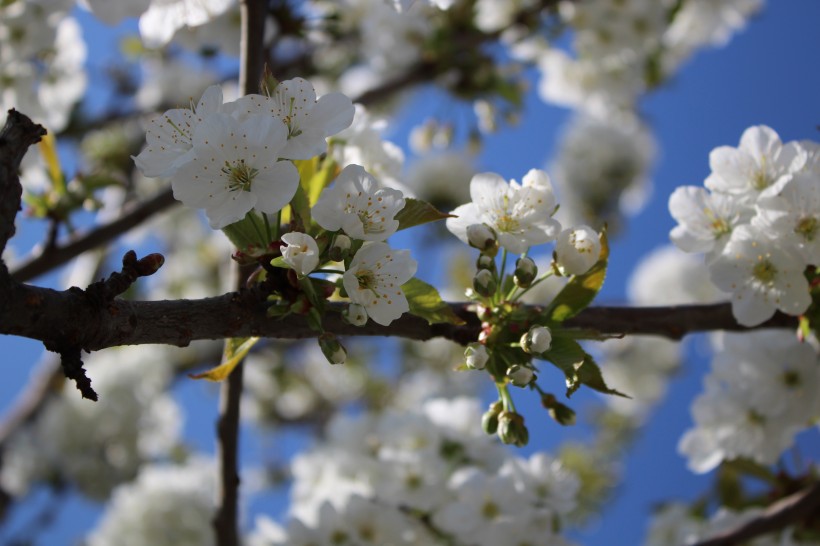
[535,0,762,118]
[645,502,814,546]
[679,330,820,473]
[249,397,580,546]
[447,168,601,276]
[669,126,818,326]
[134,78,354,229]
[0,1,86,132]
[0,346,181,500]
[87,457,216,546]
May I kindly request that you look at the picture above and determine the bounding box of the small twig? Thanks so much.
[692,482,820,546]
[10,187,177,283]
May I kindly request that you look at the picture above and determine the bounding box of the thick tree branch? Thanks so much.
[0,110,46,256]
[692,482,820,546]
[0,281,798,352]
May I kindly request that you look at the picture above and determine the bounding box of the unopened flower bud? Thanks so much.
[318,334,347,365]
[481,401,503,435]
[466,223,497,253]
[513,256,536,288]
[473,268,496,297]
[328,234,352,262]
[497,411,529,447]
[475,304,492,321]
[464,343,489,370]
[506,364,534,387]
[476,254,496,271]
[343,303,368,326]
[541,393,576,426]
[520,325,552,355]
[555,226,601,276]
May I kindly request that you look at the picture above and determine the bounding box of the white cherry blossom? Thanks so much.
[342,242,416,326]
[134,85,225,178]
[708,225,811,326]
[668,185,753,257]
[227,77,354,160]
[172,112,299,229]
[139,0,236,48]
[555,225,601,275]
[280,232,320,276]
[754,171,820,265]
[312,164,406,241]
[447,169,561,254]
[705,125,806,199]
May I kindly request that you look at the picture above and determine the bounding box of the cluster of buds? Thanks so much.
[482,402,529,446]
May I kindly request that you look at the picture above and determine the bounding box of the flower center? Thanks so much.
[795,216,818,241]
[356,270,377,291]
[752,258,777,284]
[704,207,732,237]
[222,159,258,192]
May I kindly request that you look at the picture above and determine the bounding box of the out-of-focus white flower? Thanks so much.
[87,458,216,546]
[80,0,152,24]
[447,170,561,255]
[0,347,181,499]
[628,245,721,306]
[331,105,406,189]
[679,330,820,473]
[705,125,806,200]
[551,115,655,229]
[312,164,406,241]
[139,0,236,47]
[405,151,474,208]
[281,232,320,276]
[555,226,601,275]
[342,242,417,326]
[172,113,299,229]
[708,225,811,326]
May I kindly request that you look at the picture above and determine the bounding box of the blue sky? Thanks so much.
[1,1,819,544]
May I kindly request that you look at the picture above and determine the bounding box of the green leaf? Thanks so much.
[542,335,627,398]
[395,198,454,232]
[545,229,609,323]
[222,211,269,250]
[189,337,260,381]
[402,278,465,325]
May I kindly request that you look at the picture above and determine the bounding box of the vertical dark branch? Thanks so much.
[0,110,47,268]
[213,2,268,545]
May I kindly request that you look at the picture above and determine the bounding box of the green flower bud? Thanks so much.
[542,393,577,426]
[497,411,529,447]
[476,254,496,271]
[473,268,497,297]
[481,401,503,435]
[513,256,537,288]
[318,333,347,365]
[466,223,498,254]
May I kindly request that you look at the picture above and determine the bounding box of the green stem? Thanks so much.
[495,248,508,305]
[512,270,555,302]
[496,382,516,413]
